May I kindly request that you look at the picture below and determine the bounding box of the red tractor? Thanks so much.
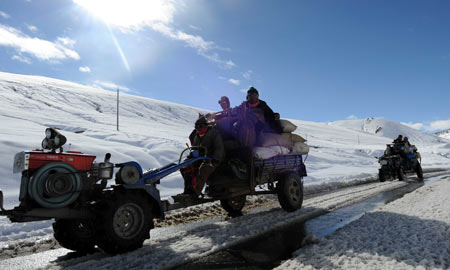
[1,128,164,254]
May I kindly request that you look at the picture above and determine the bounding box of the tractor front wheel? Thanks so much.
[53,219,96,254]
[95,190,153,254]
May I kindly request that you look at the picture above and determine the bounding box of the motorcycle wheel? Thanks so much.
[397,168,405,181]
[416,164,424,181]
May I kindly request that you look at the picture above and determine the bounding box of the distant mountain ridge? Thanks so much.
[435,128,450,140]
[329,117,441,145]
[435,128,450,136]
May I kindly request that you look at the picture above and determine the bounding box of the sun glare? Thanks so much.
[73,0,175,30]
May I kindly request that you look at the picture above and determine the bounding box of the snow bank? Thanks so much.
[276,176,450,270]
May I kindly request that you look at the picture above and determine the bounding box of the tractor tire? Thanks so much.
[95,190,153,255]
[53,219,96,254]
[379,171,386,182]
[397,168,405,181]
[220,195,246,217]
[277,173,304,212]
[416,164,424,181]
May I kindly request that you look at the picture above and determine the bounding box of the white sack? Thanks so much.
[253,146,290,159]
[282,133,306,143]
[280,119,297,132]
[258,132,293,148]
[291,142,310,154]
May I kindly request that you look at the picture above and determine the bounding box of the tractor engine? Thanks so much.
[12,128,114,209]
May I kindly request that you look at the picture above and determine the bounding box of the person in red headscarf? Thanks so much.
[182,116,225,196]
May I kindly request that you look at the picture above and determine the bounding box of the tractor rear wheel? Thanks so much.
[95,190,153,254]
[53,219,96,254]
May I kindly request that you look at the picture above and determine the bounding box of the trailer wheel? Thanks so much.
[53,219,96,254]
[397,168,405,181]
[96,191,153,254]
[220,195,246,217]
[277,173,304,212]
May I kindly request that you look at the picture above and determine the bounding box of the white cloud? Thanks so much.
[240,86,252,93]
[401,122,424,130]
[189,25,201,31]
[0,24,80,62]
[346,115,359,120]
[242,70,253,80]
[429,119,450,131]
[57,37,76,47]
[401,119,450,132]
[228,78,240,86]
[79,66,91,73]
[151,23,234,69]
[26,24,38,33]
[0,11,10,19]
[92,80,131,92]
[11,55,32,64]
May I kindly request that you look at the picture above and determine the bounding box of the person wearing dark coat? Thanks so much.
[233,87,282,147]
[393,135,403,144]
[182,116,225,196]
[243,87,282,134]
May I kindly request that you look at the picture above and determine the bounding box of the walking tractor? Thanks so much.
[0,128,307,255]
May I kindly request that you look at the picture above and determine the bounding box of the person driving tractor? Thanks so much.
[181,116,225,196]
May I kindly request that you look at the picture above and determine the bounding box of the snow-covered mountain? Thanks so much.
[436,128,450,140]
[330,118,441,145]
[1,71,450,205]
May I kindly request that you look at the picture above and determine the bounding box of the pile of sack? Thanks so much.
[253,119,310,159]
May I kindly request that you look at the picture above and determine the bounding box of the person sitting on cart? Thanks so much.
[182,116,225,196]
[233,87,282,148]
[206,96,236,141]
[243,87,282,134]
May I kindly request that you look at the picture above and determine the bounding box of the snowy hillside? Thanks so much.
[1,71,450,206]
[436,128,450,140]
[330,118,442,145]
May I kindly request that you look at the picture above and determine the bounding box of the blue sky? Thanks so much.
[0,0,449,132]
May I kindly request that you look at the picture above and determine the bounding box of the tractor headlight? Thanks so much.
[380,159,388,165]
[42,138,49,149]
[42,128,67,152]
[45,128,53,139]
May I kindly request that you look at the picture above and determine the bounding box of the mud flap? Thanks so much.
[122,184,165,219]
[0,190,4,211]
